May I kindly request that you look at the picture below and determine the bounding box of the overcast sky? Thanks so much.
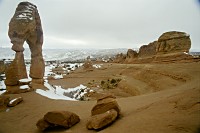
[0,0,200,50]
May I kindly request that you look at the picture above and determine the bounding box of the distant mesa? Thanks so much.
[114,31,199,63]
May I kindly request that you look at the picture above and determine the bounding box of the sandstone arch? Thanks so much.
[5,2,45,86]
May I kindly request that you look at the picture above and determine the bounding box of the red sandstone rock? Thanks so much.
[44,111,80,129]
[7,1,45,85]
[87,109,118,130]
[91,97,121,116]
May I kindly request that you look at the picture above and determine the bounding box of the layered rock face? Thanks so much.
[156,31,191,54]
[138,31,191,57]
[6,2,45,86]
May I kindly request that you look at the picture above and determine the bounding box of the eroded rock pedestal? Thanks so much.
[5,2,45,90]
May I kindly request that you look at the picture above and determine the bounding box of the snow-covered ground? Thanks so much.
[36,81,92,101]
[0,62,96,100]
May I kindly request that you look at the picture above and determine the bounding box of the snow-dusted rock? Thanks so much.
[7,97,23,107]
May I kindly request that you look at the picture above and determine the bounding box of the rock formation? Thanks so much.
[87,94,121,130]
[138,31,191,57]
[156,31,191,53]
[5,2,45,87]
[5,52,27,86]
[126,49,138,58]
[138,41,157,57]
[36,111,80,131]
[113,53,126,63]
[113,31,195,63]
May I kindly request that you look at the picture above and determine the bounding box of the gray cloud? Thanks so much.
[0,0,200,50]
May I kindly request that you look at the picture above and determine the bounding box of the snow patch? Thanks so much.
[53,75,63,79]
[20,85,30,90]
[0,80,6,90]
[19,78,31,83]
[93,64,102,69]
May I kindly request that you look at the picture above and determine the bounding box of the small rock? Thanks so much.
[44,111,80,129]
[7,97,23,107]
[87,109,118,130]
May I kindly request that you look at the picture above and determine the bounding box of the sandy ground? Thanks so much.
[0,62,200,133]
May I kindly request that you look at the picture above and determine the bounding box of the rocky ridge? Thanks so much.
[113,31,199,63]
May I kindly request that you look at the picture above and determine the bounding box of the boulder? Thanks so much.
[7,96,23,107]
[86,109,118,130]
[91,97,121,116]
[44,111,80,129]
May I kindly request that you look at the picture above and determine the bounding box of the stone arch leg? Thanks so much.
[26,38,45,84]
